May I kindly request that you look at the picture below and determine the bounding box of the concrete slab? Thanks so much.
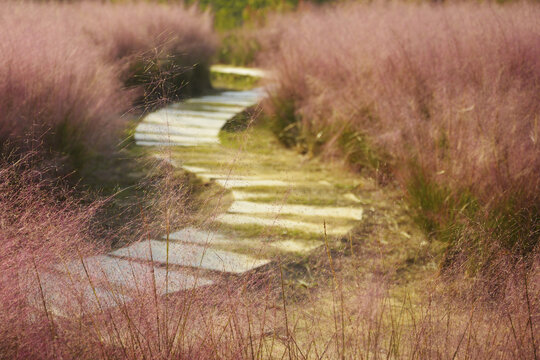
[172,103,245,114]
[231,191,277,200]
[181,165,211,174]
[155,108,236,120]
[111,240,270,274]
[220,89,266,98]
[228,201,363,220]
[196,173,249,182]
[58,255,213,295]
[166,227,230,245]
[186,97,256,107]
[269,240,322,253]
[136,123,220,138]
[211,65,268,78]
[134,133,219,145]
[26,271,129,316]
[135,141,200,147]
[215,179,292,189]
[144,113,228,129]
[215,213,351,235]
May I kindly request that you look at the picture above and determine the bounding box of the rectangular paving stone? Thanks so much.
[215,179,292,189]
[181,165,212,174]
[220,89,265,97]
[216,213,351,236]
[136,123,220,138]
[231,191,278,200]
[196,173,250,182]
[167,227,231,245]
[186,97,256,107]
[144,113,228,129]
[26,271,129,317]
[58,255,213,295]
[210,65,268,78]
[270,240,322,253]
[156,108,235,120]
[228,201,363,220]
[111,240,270,274]
[172,103,245,113]
[134,133,219,145]
[135,141,201,147]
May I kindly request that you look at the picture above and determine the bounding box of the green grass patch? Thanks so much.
[211,71,260,90]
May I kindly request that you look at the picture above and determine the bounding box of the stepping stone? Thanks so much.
[111,240,270,274]
[57,255,213,295]
[135,141,203,148]
[270,240,322,253]
[186,97,256,107]
[228,201,363,220]
[215,213,351,236]
[181,165,211,174]
[165,228,266,251]
[166,227,230,245]
[155,108,235,120]
[26,271,129,316]
[221,89,265,97]
[215,179,292,189]
[136,123,221,138]
[134,133,219,145]
[211,65,268,78]
[172,103,245,114]
[196,173,250,182]
[231,191,276,200]
[144,115,227,130]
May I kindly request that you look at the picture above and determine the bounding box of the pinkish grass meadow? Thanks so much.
[0,1,216,160]
[259,2,540,278]
[0,1,538,359]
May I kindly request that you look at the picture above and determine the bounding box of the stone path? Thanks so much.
[33,66,364,316]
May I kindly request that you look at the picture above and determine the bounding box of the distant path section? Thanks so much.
[210,64,269,78]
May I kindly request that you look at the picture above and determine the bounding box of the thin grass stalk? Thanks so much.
[450,301,477,360]
[524,273,538,360]
[323,220,343,359]
[279,263,291,359]
[32,257,58,358]
[139,204,162,355]
[58,255,109,359]
[77,248,128,359]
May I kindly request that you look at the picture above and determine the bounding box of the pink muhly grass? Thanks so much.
[0,154,102,358]
[0,1,217,158]
[261,2,540,204]
[259,2,540,268]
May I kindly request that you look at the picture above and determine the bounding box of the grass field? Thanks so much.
[0,1,538,359]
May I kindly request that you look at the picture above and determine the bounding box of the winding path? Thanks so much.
[32,66,365,315]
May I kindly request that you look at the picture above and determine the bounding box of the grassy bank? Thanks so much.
[258,2,540,278]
